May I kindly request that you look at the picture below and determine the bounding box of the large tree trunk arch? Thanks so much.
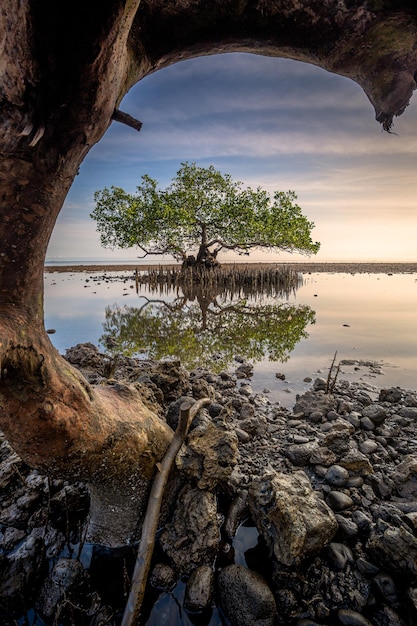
[1,0,417,544]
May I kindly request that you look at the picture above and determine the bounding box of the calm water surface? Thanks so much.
[44,270,417,408]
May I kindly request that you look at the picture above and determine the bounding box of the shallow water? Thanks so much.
[44,270,417,408]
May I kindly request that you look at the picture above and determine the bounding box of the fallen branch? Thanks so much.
[121,396,211,626]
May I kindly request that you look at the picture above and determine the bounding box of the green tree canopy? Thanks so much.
[91,162,320,267]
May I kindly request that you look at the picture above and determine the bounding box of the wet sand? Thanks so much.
[45,262,417,274]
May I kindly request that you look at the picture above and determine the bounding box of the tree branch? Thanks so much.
[112,109,143,132]
[121,397,211,626]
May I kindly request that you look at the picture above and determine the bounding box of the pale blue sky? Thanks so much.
[47,53,417,263]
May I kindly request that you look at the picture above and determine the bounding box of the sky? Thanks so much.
[47,53,417,263]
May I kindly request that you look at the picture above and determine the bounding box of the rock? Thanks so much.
[325,465,350,487]
[310,446,337,466]
[337,609,373,625]
[150,563,177,590]
[335,514,358,538]
[293,390,336,419]
[339,450,374,474]
[314,378,327,391]
[391,454,417,498]
[322,428,351,455]
[379,388,402,403]
[0,535,45,612]
[36,558,87,618]
[398,407,417,419]
[159,486,221,575]
[239,414,268,437]
[362,404,387,425]
[286,442,319,466]
[249,471,337,566]
[367,520,417,576]
[217,564,276,626]
[176,421,238,490]
[328,542,354,570]
[358,440,378,454]
[184,565,214,612]
[326,491,354,512]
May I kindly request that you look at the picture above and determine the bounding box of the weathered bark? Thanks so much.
[0,1,416,544]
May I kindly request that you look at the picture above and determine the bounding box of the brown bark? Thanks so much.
[0,0,416,544]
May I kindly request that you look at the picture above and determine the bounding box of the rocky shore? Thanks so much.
[1,343,417,625]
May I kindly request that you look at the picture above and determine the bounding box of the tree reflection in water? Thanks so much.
[100,279,315,372]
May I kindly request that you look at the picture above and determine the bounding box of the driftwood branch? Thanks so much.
[121,397,211,626]
[112,109,143,132]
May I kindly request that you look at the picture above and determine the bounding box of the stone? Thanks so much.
[398,406,417,419]
[322,428,351,455]
[367,520,417,576]
[327,542,354,570]
[36,558,87,618]
[358,440,378,454]
[0,535,45,612]
[184,565,214,612]
[249,471,337,566]
[362,404,387,425]
[314,378,327,391]
[176,421,238,490]
[339,450,374,474]
[337,609,373,625]
[159,486,221,575]
[150,563,177,590]
[325,465,350,487]
[286,442,319,466]
[391,454,417,498]
[326,491,354,512]
[335,514,358,538]
[217,564,276,626]
[360,417,375,431]
[310,446,337,466]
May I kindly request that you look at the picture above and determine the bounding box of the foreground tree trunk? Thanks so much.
[1,0,417,544]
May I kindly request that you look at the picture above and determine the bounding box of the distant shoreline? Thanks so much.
[44,262,417,274]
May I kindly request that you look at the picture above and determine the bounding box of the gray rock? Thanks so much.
[367,520,417,576]
[0,535,45,611]
[379,387,402,403]
[325,465,350,487]
[326,491,354,512]
[159,486,221,575]
[351,510,372,532]
[398,406,417,419]
[150,563,177,590]
[184,565,214,612]
[337,609,373,625]
[36,558,86,618]
[249,471,337,566]
[314,378,327,391]
[217,564,276,626]
[335,514,358,538]
[176,421,238,490]
[362,404,387,425]
[360,416,375,431]
[358,439,378,454]
[328,542,354,570]
[286,442,319,466]
[391,454,417,498]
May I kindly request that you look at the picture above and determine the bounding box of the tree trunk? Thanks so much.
[1,0,417,545]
